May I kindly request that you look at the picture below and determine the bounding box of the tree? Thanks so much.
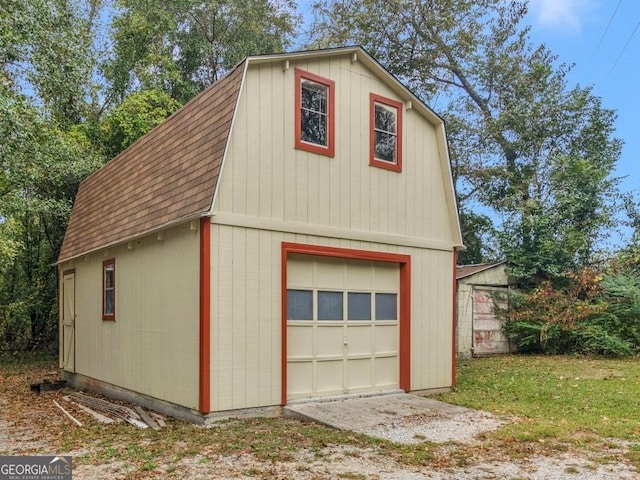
[0,0,105,353]
[2,0,105,126]
[99,89,181,158]
[309,0,622,283]
[105,0,299,103]
[0,86,101,352]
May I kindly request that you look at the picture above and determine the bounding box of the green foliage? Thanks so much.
[105,0,299,103]
[500,263,640,357]
[99,89,181,158]
[457,208,498,264]
[0,71,102,354]
[0,0,300,355]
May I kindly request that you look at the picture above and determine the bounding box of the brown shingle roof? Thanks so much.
[456,262,505,280]
[57,62,245,264]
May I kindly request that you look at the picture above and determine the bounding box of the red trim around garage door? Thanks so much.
[281,242,411,405]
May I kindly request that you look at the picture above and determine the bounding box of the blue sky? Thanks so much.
[526,0,638,198]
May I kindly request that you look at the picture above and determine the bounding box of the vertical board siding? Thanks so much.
[209,225,453,410]
[214,57,453,242]
[60,223,200,409]
[209,53,457,409]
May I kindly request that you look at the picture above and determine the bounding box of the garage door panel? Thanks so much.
[345,260,374,290]
[288,362,313,395]
[287,326,314,358]
[346,358,373,389]
[316,257,346,289]
[345,325,372,355]
[287,254,400,400]
[316,327,345,356]
[374,356,398,387]
[317,360,344,393]
[373,263,399,290]
[288,255,314,286]
[374,325,398,353]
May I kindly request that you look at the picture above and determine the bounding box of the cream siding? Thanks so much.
[210,55,457,408]
[216,57,454,244]
[209,224,454,411]
[58,223,200,409]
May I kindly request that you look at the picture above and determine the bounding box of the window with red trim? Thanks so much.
[295,69,335,157]
[370,93,403,172]
[103,259,115,321]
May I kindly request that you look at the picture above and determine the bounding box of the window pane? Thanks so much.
[375,293,397,320]
[375,103,396,133]
[302,81,327,113]
[287,289,313,320]
[301,111,327,146]
[300,80,328,147]
[318,291,343,320]
[105,289,114,315]
[105,267,114,289]
[374,131,396,162]
[348,292,371,320]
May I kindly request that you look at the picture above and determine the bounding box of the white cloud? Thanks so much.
[529,0,596,31]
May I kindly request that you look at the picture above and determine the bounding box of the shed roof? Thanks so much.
[456,262,505,280]
[57,61,245,264]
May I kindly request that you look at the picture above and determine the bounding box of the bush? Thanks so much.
[500,267,640,357]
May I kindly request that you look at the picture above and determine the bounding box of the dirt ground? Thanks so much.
[1,387,638,480]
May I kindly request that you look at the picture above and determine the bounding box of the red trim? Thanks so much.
[369,93,403,172]
[399,260,411,390]
[452,249,458,387]
[294,68,335,157]
[102,259,115,321]
[199,217,211,413]
[280,248,288,405]
[281,242,411,404]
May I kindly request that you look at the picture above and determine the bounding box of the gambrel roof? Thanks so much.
[57,46,463,264]
[57,62,245,264]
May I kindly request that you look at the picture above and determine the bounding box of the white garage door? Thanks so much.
[286,254,399,401]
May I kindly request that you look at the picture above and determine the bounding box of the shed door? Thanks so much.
[472,287,510,355]
[62,271,76,372]
[286,254,399,401]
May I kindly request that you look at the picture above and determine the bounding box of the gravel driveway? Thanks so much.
[1,392,638,479]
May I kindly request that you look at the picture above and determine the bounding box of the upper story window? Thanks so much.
[295,68,335,157]
[103,259,115,321]
[370,93,403,172]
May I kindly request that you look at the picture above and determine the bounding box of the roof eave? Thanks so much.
[55,211,212,266]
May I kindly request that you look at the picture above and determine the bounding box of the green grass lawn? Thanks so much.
[2,355,640,476]
[437,355,640,444]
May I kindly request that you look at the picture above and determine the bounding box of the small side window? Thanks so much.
[103,259,116,321]
[370,93,403,172]
[295,69,335,157]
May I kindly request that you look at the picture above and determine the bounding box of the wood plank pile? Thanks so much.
[60,392,165,430]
